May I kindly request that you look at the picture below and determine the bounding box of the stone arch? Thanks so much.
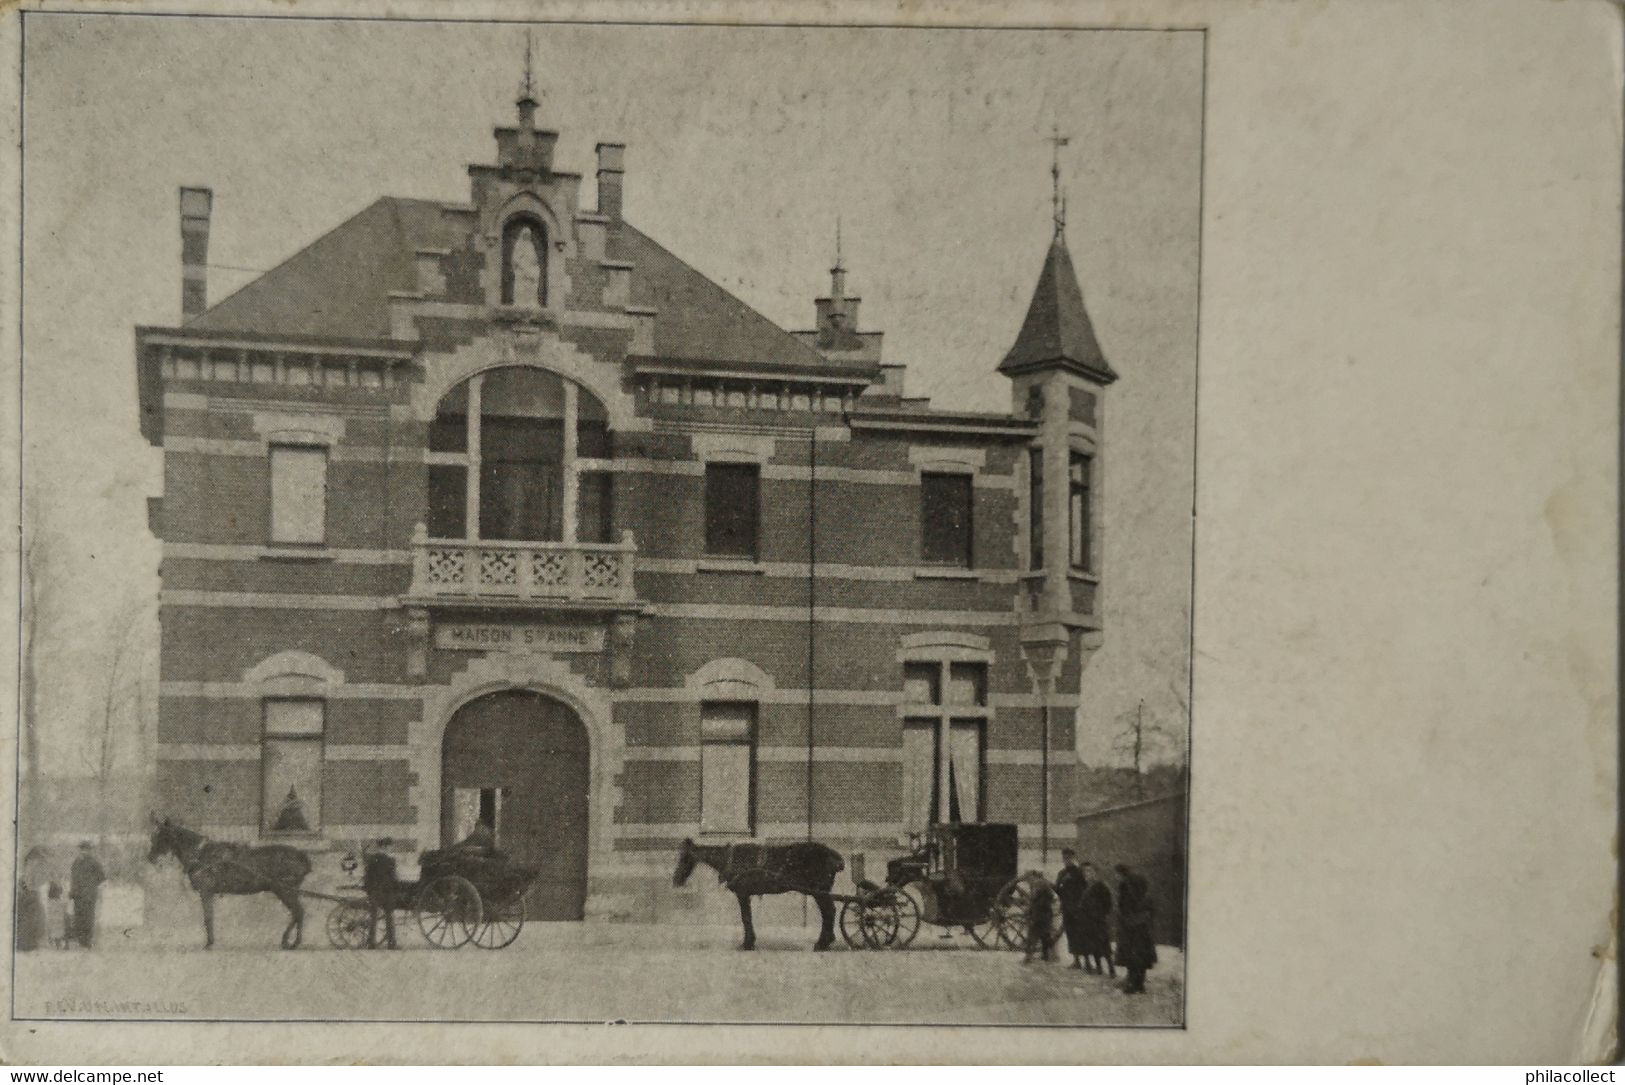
[896,630,993,662]
[407,651,622,862]
[684,657,775,702]
[414,331,646,433]
[243,649,345,695]
[485,191,572,309]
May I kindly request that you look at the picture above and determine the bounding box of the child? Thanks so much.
[46,881,69,950]
[1023,877,1058,964]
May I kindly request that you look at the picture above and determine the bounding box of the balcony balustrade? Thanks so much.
[409,526,637,606]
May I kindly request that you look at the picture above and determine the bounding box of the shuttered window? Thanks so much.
[921,473,973,567]
[700,702,756,835]
[269,446,327,545]
[705,463,760,559]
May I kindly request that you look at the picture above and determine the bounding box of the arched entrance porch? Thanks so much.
[440,689,590,920]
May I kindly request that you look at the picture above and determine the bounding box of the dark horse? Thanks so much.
[146,818,312,949]
[672,838,845,951]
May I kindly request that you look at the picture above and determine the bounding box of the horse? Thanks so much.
[146,818,312,950]
[672,838,845,951]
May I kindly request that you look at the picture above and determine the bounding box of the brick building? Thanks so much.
[135,88,1118,922]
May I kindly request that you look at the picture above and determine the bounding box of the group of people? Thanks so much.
[15,841,107,951]
[1025,849,1158,995]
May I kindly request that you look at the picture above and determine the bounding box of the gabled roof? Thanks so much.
[185,197,840,372]
[999,234,1118,383]
[618,224,833,370]
[187,198,461,341]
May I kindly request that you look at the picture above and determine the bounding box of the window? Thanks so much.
[901,660,987,831]
[426,368,612,544]
[700,702,756,834]
[1069,451,1092,570]
[921,472,973,567]
[269,445,327,545]
[1028,448,1044,570]
[705,463,760,559]
[500,216,548,307]
[262,699,324,835]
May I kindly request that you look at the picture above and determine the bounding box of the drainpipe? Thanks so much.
[806,426,817,842]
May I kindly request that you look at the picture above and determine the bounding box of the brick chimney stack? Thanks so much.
[179,186,213,321]
[596,143,625,219]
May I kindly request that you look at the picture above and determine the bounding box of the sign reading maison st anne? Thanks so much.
[435,623,606,653]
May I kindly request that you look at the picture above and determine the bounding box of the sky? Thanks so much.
[20,14,1200,775]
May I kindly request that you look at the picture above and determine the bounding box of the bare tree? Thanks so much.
[19,500,58,836]
[87,597,146,841]
[1112,699,1176,798]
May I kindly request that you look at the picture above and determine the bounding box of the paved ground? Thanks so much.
[15,921,1183,1027]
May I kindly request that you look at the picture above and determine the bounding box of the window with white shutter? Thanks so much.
[269,445,328,545]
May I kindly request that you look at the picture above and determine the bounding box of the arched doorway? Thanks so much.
[440,689,589,920]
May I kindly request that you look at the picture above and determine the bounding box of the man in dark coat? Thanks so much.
[1080,861,1116,977]
[68,842,105,949]
[1114,863,1157,994]
[1053,849,1088,970]
[362,838,400,949]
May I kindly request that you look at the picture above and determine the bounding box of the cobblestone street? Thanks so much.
[15,921,1183,1027]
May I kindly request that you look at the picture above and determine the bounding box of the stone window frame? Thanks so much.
[685,658,772,841]
[1066,430,1101,584]
[908,447,985,580]
[245,651,344,842]
[694,435,774,571]
[896,632,995,835]
[254,417,342,554]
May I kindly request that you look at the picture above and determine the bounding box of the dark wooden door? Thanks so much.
[441,689,589,920]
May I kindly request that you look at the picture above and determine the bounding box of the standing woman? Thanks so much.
[1114,863,1157,994]
[1054,849,1088,969]
[1080,861,1117,976]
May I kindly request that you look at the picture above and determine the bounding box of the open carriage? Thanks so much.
[325,845,539,951]
[838,822,1062,951]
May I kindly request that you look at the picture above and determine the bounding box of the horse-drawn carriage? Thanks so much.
[837,822,1061,952]
[325,844,538,951]
[145,817,536,951]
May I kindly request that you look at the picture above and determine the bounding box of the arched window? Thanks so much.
[500,216,548,308]
[425,367,613,543]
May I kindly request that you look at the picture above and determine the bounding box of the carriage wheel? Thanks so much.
[472,892,526,950]
[856,886,922,950]
[415,875,483,949]
[994,874,1062,952]
[966,912,1001,949]
[838,899,868,949]
[325,900,372,950]
[890,883,924,949]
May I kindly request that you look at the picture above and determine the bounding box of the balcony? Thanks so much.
[408,527,638,608]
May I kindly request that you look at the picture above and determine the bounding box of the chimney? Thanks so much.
[179,186,213,321]
[596,143,625,219]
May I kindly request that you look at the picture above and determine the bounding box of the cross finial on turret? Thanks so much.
[520,30,536,103]
[830,217,848,299]
[1048,125,1071,237]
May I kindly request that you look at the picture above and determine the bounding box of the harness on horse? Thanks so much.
[717,843,819,896]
